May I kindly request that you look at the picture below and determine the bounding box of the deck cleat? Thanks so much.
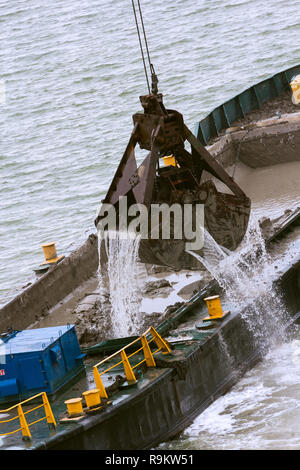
[196,320,217,330]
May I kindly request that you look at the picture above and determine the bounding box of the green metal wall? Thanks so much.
[195,64,300,145]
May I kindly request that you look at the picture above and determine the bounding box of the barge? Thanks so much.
[0,64,299,449]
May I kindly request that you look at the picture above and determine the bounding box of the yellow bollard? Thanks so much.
[203,295,229,321]
[40,242,64,266]
[42,242,57,260]
[82,389,101,409]
[64,398,84,417]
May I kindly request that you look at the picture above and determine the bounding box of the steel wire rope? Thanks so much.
[131,0,150,93]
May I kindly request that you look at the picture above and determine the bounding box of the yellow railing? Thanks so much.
[93,326,171,399]
[0,392,56,441]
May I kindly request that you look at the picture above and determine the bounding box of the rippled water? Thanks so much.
[159,327,300,450]
[1,0,299,306]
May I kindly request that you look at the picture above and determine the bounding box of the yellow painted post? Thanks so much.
[93,366,108,399]
[121,350,136,383]
[141,335,156,367]
[17,405,31,441]
[42,392,56,428]
[150,327,171,354]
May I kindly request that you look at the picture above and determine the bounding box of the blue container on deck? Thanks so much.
[0,325,85,403]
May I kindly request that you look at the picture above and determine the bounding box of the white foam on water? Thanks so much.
[188,214,289,352]
[159,333,300,450]
[97,230,143,337]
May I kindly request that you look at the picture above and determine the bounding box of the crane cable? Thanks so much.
[131,0,158,94]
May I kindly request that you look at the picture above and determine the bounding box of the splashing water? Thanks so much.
[217,330,237,376]
[188,216,289,352]
[97,230,143,337]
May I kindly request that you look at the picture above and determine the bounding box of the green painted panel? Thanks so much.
[238,88,258,115]
[212,107,228,133]
[195,64,300,145]
[199,116,212,145]
[223,97,243,124]
[272,73,286,95]
[285,65,300,82]
[254,78,277,106]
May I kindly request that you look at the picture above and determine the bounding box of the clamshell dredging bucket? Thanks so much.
[138,180,251,269]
